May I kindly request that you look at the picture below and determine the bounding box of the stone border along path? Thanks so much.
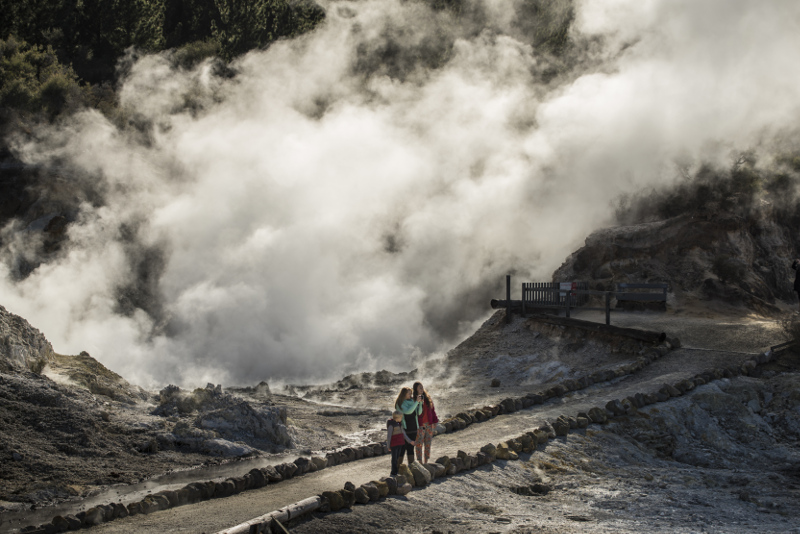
[217,345,780,534]
[18,325,675,533]
[18,327,774,534]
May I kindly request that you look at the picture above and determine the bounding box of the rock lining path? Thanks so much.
[82,310,784,534]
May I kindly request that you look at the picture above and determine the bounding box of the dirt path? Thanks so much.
[82,311,786,534]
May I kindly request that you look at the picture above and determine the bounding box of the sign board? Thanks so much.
[559,282,577,298]
[559,282,571,298]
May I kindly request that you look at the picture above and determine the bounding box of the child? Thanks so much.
[386,410,414,476]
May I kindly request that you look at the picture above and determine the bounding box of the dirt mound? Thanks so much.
[554,212,797,314]
[45,351,149,405]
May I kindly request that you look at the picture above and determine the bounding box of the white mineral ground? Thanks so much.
[3,305,800,533]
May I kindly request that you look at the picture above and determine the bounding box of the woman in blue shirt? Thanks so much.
[394,386,422,465]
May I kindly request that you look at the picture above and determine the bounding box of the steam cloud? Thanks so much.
[2,0,800,387]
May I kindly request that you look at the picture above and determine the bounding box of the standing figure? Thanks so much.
[793,259,800,312]
[413,381,439,464]
[395,387,422,465]
[386,410,414,476]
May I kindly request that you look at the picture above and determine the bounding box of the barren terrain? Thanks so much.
[3,303,799,533]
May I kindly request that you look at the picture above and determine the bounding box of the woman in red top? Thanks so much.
[413,381,438,463]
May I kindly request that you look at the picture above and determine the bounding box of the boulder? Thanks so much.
[435,455,452,470]
[430,462,446,477]
[542,423,557,438]
[480,443,497,459]
[456,412,474,424]
[308,456,327,471]
[200,438,256,457]
[155,490,179,507]
[339,489,355,508]
[422,463,437,479]
[112,503,128,519]
[605,399,626,416]
[322,491,344,512]
[245,468,266,489]
[354,487,370,504]
[587,407,608,424]
[552,419,570,436]
[620,398,635,414]
[214,480,235,498]
[451,456,465,473]
[141,495,169,514]
[562,379,579,391]
[496,443,511,460]
[677,379,696,393]
[196,402,291,449]
[576,415,589,428]
[370,480,389,497]
[0,305,55,373]
[261,465,282,483]
[661,383,681,397]
[380,476,398,495]
[533,429,549,444]
[341,447,356,462]
[293,457,312,474]
[276,462,298,480]
[519,434,535,452]
[410,461,432,486]
[396,482,413,495]
[363,483,380,501]
[398,464,414,485]
[83,507,105,526]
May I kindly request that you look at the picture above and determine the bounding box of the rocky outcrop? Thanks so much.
[196,402,291,449]
[0,305,54,373]
[553,212,797,314]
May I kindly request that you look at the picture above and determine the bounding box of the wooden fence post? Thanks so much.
[506,275,511,324]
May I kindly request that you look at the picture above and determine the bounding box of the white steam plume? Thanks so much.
[2,0,800,387]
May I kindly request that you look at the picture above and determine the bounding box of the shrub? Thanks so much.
[0,36,85,119]
[172,39,220,69]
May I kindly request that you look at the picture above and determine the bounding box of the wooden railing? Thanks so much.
[493,279,669,325]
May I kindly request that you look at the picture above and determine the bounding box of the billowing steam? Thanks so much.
[2,0,800,387]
